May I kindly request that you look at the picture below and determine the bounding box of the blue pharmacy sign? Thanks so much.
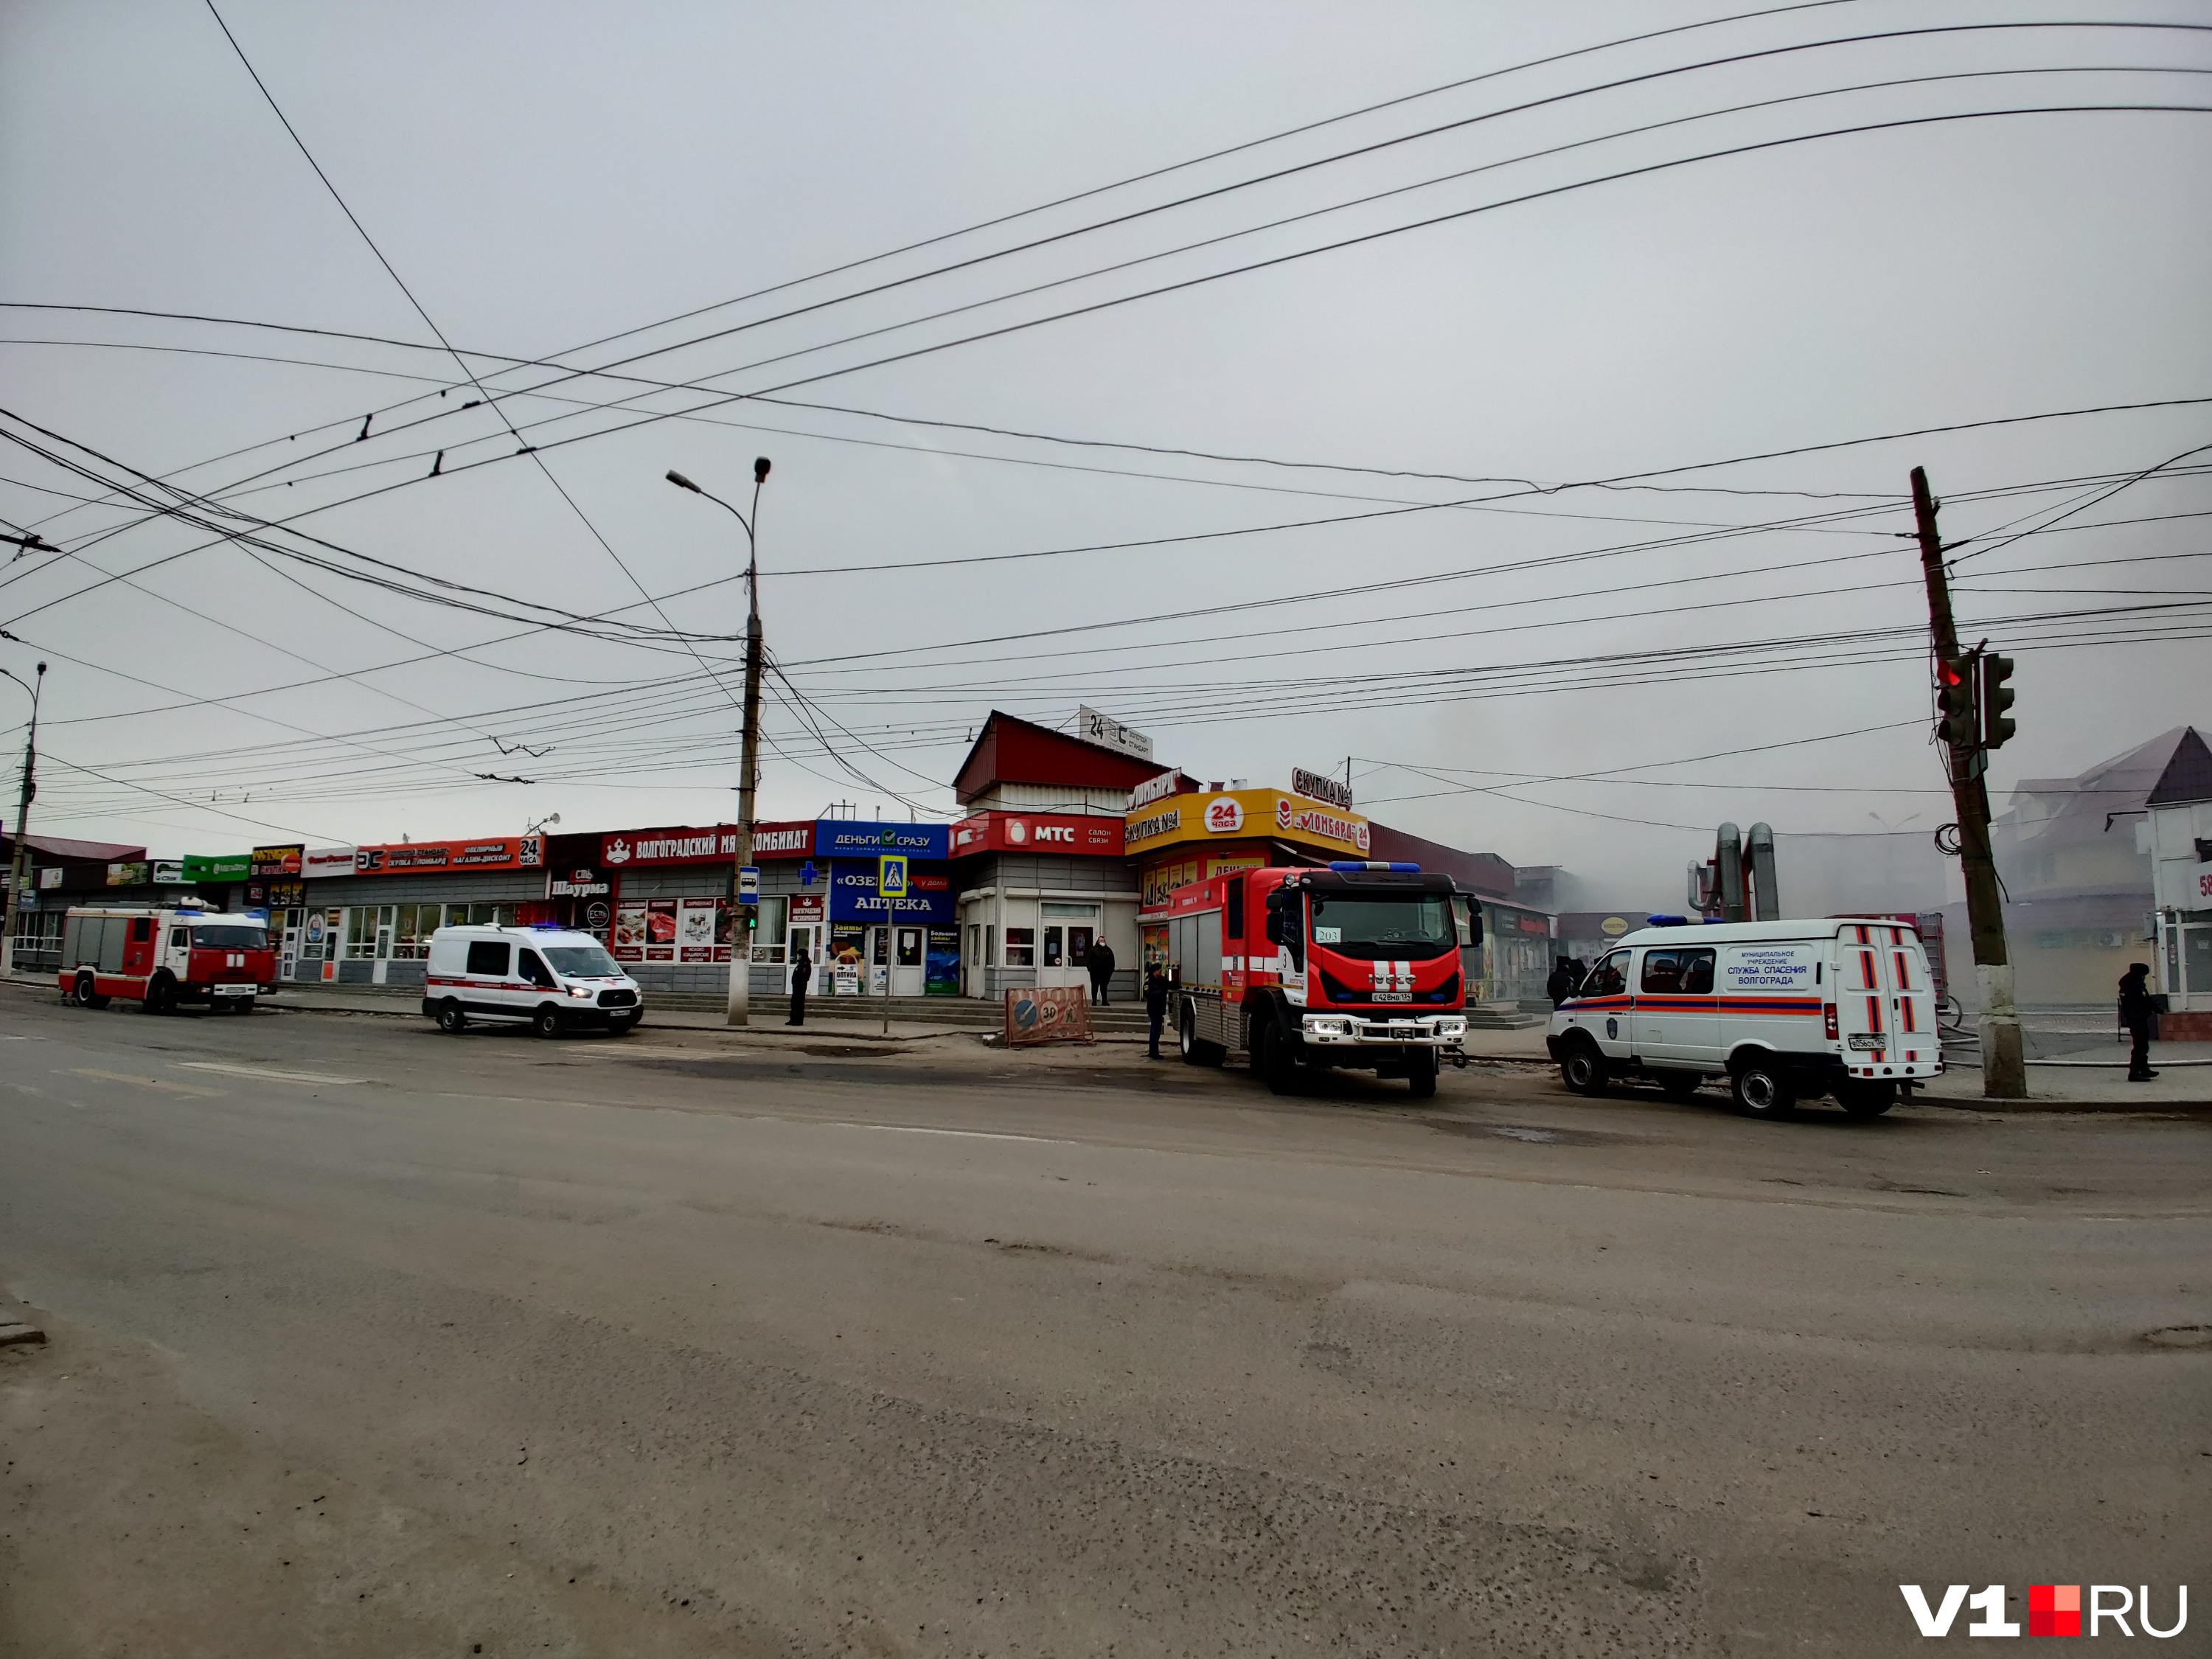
[827,860,953,925]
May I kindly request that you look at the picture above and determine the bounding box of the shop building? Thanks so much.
[950,712,1180,1001]
[2141,726,2212,1036]
[1125,785,1558,1012]
[1972,726,2198,1008]
[285,834,550,987]
[4,832,159,970]
[1129,782,1377,967]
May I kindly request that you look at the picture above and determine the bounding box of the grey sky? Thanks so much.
[2,0,2207,905]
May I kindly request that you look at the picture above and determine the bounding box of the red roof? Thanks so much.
[1,829,147,863]
[951,711,1180,804]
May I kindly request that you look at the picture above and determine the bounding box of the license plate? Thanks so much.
[1372,991,1412,1003]
[1847,1034,1884,1051]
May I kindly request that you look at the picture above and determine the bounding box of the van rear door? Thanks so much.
[1837,922,1938,1065]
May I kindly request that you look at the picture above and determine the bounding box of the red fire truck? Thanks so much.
[1156,862,1475,1096]
[58,902,276,1014]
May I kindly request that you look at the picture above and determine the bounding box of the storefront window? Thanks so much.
[467,902,515,927]
[344,907,383,960]
[1004,927,1034,967]
[391,902,442,959]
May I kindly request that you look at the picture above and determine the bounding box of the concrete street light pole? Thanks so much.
[1,661,47,976]
[668,459,771,1026]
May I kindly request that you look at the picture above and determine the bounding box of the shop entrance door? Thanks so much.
[1038,902,1099,990]
[889,925,925,997]
[2183,923,2212,1009]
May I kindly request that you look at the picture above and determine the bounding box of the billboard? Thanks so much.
[354,835,543,874]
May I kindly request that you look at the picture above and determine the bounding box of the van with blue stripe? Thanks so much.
[1547,917,1941,1119]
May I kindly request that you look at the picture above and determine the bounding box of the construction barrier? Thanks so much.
[1003,985,1093,1046]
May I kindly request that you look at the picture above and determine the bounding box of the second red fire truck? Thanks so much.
[57,902,276,1013]
[1155,861,1474,1096]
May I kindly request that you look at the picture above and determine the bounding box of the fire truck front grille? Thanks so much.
[1320,970,1458,1004]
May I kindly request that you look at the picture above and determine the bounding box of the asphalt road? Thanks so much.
[1,985,2205,1658]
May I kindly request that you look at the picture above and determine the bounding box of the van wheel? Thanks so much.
[533,1005,566,1040]
[1730,1054,1796,1119]
[72,972,102,1009]
[1837,1079,1896,1119]
[1405,1048,1439,1099]
[436,1000,467,1034]
[1559,1039,1607,1096]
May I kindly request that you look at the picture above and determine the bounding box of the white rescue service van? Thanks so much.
[421,925,642,1037]
[1546,917,1941,1119]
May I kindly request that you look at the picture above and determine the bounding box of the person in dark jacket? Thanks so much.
[2118,961,2158,1080]
[1088,939,1116,1006]
[1144,965,1170,1059]
[787,944,812,1027]
[1545,956,1580,1006]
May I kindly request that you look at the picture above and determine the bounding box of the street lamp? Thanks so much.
[668,456,771,1026]
[1,661,48,975]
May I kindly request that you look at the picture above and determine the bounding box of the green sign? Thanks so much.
[181,853,251,884]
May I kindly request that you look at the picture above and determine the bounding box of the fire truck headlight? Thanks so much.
[1438,1018,1467,1040]
[1304,1016,1350,1040]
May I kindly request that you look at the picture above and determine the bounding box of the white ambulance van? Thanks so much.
[421,924,642,1037]
[1546,917,1941,1119]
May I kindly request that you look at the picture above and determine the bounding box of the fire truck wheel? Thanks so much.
[533,1005,566,1040]
[1405,1048,1438,1099]
[436,999,468,1034]
[1256,1019,1298,1095]
[1836,1079,1896,1118]
[1178,1006,1223,1067]
[1559,1038,1607,1096]
[1729,1054,1796,1119]
[72,972,104,1009]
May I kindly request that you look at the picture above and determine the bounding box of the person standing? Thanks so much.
[2118,961,2158,1081]
[1545,956,1579,1006]
[787,942,812,1028]
[1144,964,1169,1060]
[1088,937,1116,1006]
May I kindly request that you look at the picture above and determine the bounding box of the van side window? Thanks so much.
[465,939,511,977]
[1641,947,1715,994]
[518,947,555,988]
[1585,950,1629,998]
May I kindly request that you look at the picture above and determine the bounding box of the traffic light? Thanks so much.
[1935,656,1979,748]
[744,908,759,931]
[1978,653,2017,749]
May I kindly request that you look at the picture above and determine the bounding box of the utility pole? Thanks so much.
[1,661,46,977]
[1910,466,2026,1097]
[667,456,771,1026]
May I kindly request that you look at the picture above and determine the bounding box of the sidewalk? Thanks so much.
[1920,1040,2212,1110]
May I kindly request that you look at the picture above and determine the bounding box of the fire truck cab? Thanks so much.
[1158,863,1472,1096]
[58,902,276,1015]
